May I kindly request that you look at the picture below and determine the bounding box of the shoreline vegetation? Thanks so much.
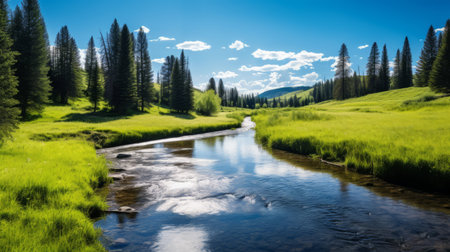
[0,100,245,251]
[253,87,450,193]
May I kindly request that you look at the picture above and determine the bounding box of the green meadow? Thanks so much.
[253,87,450,193]
[0,100,243,251]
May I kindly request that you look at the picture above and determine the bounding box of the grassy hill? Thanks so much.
[253,87,450,193]
[258,86,311,99]
[0,100,244,251]
[270,87,314,101]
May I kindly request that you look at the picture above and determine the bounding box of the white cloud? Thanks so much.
[252,49,295,60]
[150,36,175,42]
[152,58,166,64]
[176,41,211,51]
[289,72,319,86]
[240,49,333,72]
[134,26,150,33]
[165,46,171,49]
[269,72,281,84]
[221,46,226,49]
[359,57,363,60]
[228,57,238,61]
[229,40,249,50]
[435,27,445,33]
[389,61,394,68]
[358,44,369,50]
[213,71,238,79]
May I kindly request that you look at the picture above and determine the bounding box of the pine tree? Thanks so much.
[333,43,351,100]
[392,49,401,89]
[366,42,380,93]
[218,78,225,105]
[12,0,50,119]
[88,63,102,112]
[438,32,443,50]
[85,36,97,93]
[49,26,82,104]
[85,37,102,112]
[170,59,184,112]
[135,28,153,111]
[114,24,137,114]
[183,69,194,112]
[378,44,390,92]
[207,77,216,93]
[416,26,438,86]
[101,19,121,105]
[399,37,413,88]
[429,19,450,93]
[0,0,19,143]
[160,55,175,105]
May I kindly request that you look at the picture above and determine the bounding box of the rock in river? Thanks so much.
[116,153,132,159]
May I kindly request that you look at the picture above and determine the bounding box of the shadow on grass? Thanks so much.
[158,111,196,120]
[59,110,146,123]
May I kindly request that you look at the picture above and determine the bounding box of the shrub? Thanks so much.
[195,90,221,116]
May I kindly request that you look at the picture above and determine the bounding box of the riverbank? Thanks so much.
[0,100,245,251]
[253,87,450,193]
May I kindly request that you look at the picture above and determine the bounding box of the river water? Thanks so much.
[96,118,450,251]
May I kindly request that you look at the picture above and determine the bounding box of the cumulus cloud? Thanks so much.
[229,40,249,50]
[289,72,319,86]
[134,26,150,33]
[228,57,238,61]
[176,41,211,51]
[240,51,326,72]
[252,49,295,60]
[269,72,281,84]
[152,58,166,64]
[435,27,445,33]
[358,44,369,50]
[239,49,334,72]
[150,36,175,42]
[213,71,238,79]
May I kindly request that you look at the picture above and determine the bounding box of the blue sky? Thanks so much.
[7,0,450,93]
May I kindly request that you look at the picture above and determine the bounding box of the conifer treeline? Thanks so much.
[156,50,194,113]
[312,21,449,103]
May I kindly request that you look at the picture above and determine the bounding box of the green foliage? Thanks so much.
[378,44,390,92]
[333,43,351,100]
[195,90,221,116]
[12,0,51,119]
[416,25,438,87]
[0,0,19,144]
[114,24,137,114]
[366,42,380,93]
[253,87,450,192]
[49,26,82,104]
[429,20,450,93]
[399,37,413,88]
[170,59,184,112]
[206,77,216,94]
[101,19,121,104]
[135,28,154,111]
[392,49,401,89]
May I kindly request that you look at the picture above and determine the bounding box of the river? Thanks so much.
[96,117,450,251]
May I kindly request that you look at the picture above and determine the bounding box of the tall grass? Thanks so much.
[0,100,244,250]
[254,87,450,193]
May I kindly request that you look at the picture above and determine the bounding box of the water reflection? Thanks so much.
[153,226,208,252]
[97,121,450,251]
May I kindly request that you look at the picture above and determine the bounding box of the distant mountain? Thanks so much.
[258,86,311,99]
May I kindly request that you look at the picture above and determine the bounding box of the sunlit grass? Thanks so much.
[253,87,450,192]
[0,99,243,250]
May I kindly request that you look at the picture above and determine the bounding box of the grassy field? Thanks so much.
[253,87,450,193]
[0,100,244,251]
